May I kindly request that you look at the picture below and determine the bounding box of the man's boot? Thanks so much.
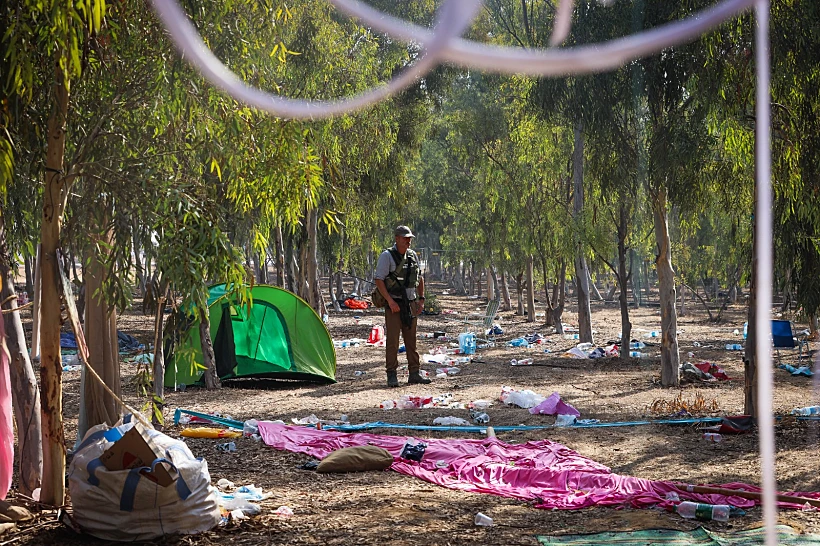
[408,371,431,385]
[387,371,399,388]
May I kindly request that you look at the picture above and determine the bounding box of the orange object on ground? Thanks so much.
[180,427,241,439]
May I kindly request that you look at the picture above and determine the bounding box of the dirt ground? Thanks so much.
[7,281,820,545]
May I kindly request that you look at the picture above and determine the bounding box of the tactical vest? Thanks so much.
[384,247,420,296]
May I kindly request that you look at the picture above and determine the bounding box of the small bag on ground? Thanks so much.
[68,417,222,541]
[316,446,394,473]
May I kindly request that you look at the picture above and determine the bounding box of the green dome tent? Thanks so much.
[164,284,336,387]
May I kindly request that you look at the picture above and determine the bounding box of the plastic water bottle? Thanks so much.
[702,432,723,442]
[630,341,645,349]
[564,334,580,340]
[743,322,748,339]
[675,501,730,522]
[791,406,820,416]
[725,344,743,351]
[629,351,642,358]
[511,358,533,366]
[650,331,659,338]
[457,356,471,364]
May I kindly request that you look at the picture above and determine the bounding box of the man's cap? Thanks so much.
[394,225,415,238]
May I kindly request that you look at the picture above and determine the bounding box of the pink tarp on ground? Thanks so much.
[258,422,820,511]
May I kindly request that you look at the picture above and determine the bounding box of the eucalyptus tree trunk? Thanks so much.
[572,123,593,343]
[487,266,497,301]
[499,271,512,311]
[83,240,121,429]
[679,283,687,317]
[31,244,41,361]
[40,59,71,506]
[307,208,324,316]
[152,282,168,427]
[460,262,467,295]
[0,216,43,497]
[274,223,285,288]
[329,273,341,312]
[588,270,603,301]
[132,217,145,293]
[744,193,759,416]
[617,202,632,345]
[336,259,344,299]
[542,257,566,333]
[24,256,34,297]
[476,266,482,298]
[515,272,525,315]
[652,189,680,386]
[199,308,220,390]
[526,256,535,323]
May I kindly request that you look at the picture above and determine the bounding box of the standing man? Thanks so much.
[374,226,429,388]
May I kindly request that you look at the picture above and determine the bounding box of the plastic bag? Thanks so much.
[68,418,222,541]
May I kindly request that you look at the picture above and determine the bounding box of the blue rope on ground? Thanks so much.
[173,408,820,434]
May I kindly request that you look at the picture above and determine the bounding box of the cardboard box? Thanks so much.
[100,427,176,487]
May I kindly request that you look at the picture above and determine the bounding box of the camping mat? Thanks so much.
[536,525,820,545]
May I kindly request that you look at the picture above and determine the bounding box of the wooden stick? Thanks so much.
[676,483,820,507]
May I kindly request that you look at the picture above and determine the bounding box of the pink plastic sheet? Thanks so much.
[529,392,581,416]
[0,313,14,499]
[258,422,820,511]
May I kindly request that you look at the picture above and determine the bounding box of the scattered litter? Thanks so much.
[433,416,470,426]
[458,333,477,354]
[292,414,321,425]
[469,400,492,410]
[470,410,490,424]
[132,353,154,364]
[273,506,294,517]
[217,478,235,490]
[399,440,427,462]
[780,364,813,377]
[530,392,581,416]
[630,341,646,349]
[181,427,242,439]
[524,333,546,344]
[702,432,722,442]
[62,365,81,372]
[499,386,545,409]
[354,370,367,376]
[511,358,533,366]
[333,338,365,348]
[474,512,493,526]
[791,406,820,416]
[564,334,580,340]
[563,347,588,359]
[508,337,529,348]
[487,324,504,336]
[725,343,743,351]
[554,414,577,427]
[694,362,731,380]
[436,367,461,376]
[216,442,237,452]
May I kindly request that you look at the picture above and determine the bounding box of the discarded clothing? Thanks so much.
[343,298,369,310]
[779,363,813,377]
[257,423,820,511]
[694,362,731,380]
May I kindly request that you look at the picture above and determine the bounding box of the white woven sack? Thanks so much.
[68,418,222,541]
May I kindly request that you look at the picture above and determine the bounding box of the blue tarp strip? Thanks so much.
[173,408,820,434]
